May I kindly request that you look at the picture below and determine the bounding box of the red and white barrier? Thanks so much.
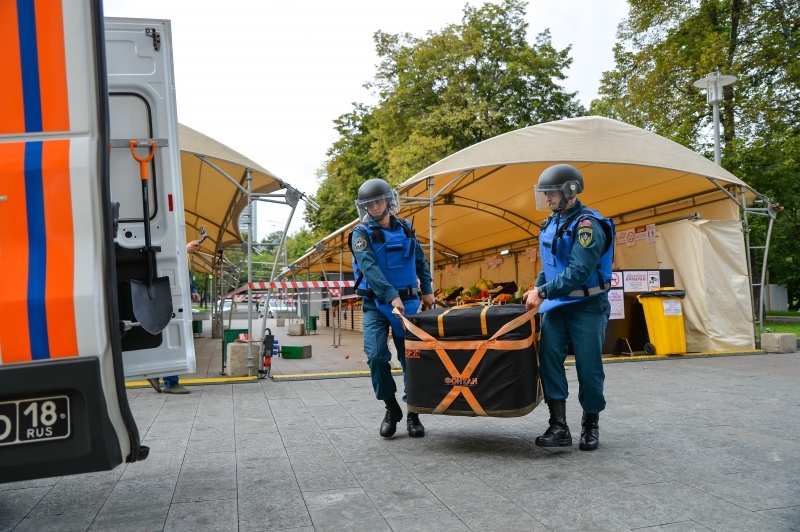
[248,281,355,290]
[223,280,356,300]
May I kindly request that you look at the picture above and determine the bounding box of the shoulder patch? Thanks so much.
[577,227,593,247]
[353,236,368,251]
[578,219,593,228]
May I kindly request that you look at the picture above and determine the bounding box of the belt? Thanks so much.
[357,287,419,299]
[567,286,609,297]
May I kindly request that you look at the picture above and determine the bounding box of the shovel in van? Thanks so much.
[129,140,173,335]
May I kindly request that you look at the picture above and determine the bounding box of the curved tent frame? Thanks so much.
[397,116,765,264]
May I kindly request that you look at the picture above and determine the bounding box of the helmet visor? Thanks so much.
[355,190,398,221]
[534,184,564,211]
[534,181,579,211]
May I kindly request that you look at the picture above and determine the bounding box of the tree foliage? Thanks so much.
[591,0,800,308]
[306,0,584,235]
[217,228,321,285]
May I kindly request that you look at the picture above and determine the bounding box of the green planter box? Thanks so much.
[281,345,312,359]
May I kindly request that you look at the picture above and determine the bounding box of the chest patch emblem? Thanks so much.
[577,227,593,247]
[353,236,368,251]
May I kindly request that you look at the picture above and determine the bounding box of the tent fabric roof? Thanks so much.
[179,123,287,256]
[292,116,764,274]
[401,115,748,188]
[394,116,761,266]
[281,221,358,277]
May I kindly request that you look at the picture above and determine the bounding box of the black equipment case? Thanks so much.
[403,304,542,417]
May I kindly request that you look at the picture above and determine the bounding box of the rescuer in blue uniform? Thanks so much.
[350,179,436,438]
[524,164,614,451]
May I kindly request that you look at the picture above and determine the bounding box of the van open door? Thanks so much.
[105,18,196,380]
[0,1,194,483]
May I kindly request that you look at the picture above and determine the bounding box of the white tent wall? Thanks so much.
[436,262,482,291]
[482,258,517,288]
[435,254,534,294]
[613,237,658,270]
[613,195,739,269]
[517,254,539,290]
[657,220,754,352]
[430,195,754,352]
[435,193,743,292]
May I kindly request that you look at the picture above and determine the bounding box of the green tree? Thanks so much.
[591,0,800,308]
[286,227,318,265]
[308,0,584,235]
[370,1,582,178]
[217,228,318,285]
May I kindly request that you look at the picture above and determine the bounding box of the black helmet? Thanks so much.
[355,179,399,221]
[358,178,392,201]
[534,164,584,211]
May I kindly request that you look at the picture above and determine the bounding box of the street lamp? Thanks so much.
[693,71,737,166]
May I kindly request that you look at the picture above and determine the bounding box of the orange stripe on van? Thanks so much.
[43,140,77,358]
[35,0,69,131]
[0,1,25,135]
[0,143,32,363]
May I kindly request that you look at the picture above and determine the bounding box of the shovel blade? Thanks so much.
[130,277,173,334]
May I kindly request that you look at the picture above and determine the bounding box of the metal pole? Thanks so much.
[712,100,722,166]
[428,177,435,276]
[246,169,254,377]
[693,71,736,167]
[758,214,776,337]
[334,249,343,346]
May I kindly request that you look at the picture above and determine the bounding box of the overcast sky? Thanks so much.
[103,0,629,238]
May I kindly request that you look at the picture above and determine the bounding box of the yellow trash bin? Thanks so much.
[636,288,687,356]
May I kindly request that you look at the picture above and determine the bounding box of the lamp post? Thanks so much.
[693,71,737,166]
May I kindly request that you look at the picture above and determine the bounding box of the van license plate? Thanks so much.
[0,395,70,446]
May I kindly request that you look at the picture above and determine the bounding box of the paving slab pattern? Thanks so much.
[2,318,799,531]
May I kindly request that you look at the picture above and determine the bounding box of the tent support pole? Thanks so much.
[740,185,778,346]
[428,177,435,283]
[245,169,254,377]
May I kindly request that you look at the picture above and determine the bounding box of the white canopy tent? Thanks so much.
[291,116,777,352]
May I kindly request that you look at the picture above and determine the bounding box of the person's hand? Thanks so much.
[524,289,542,311]
[421,293,435,309]
[191,292,200,303]
[391,296,405,316]
[186,240,200,254]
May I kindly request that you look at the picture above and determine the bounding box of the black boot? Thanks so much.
[535,400,572,447]
[379,396,403,438]
[407,412,425,438]
[579,412,599,451]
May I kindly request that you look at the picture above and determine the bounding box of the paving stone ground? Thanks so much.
[2,318,798,531]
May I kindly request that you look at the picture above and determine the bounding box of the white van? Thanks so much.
[0,5,194,482]
[259,299,294,318]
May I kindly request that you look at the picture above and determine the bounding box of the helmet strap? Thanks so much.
[552,193,578,213]
[550,192,567,212]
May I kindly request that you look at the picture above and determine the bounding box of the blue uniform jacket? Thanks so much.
[351,216,434,304]
[536,200,613,312]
